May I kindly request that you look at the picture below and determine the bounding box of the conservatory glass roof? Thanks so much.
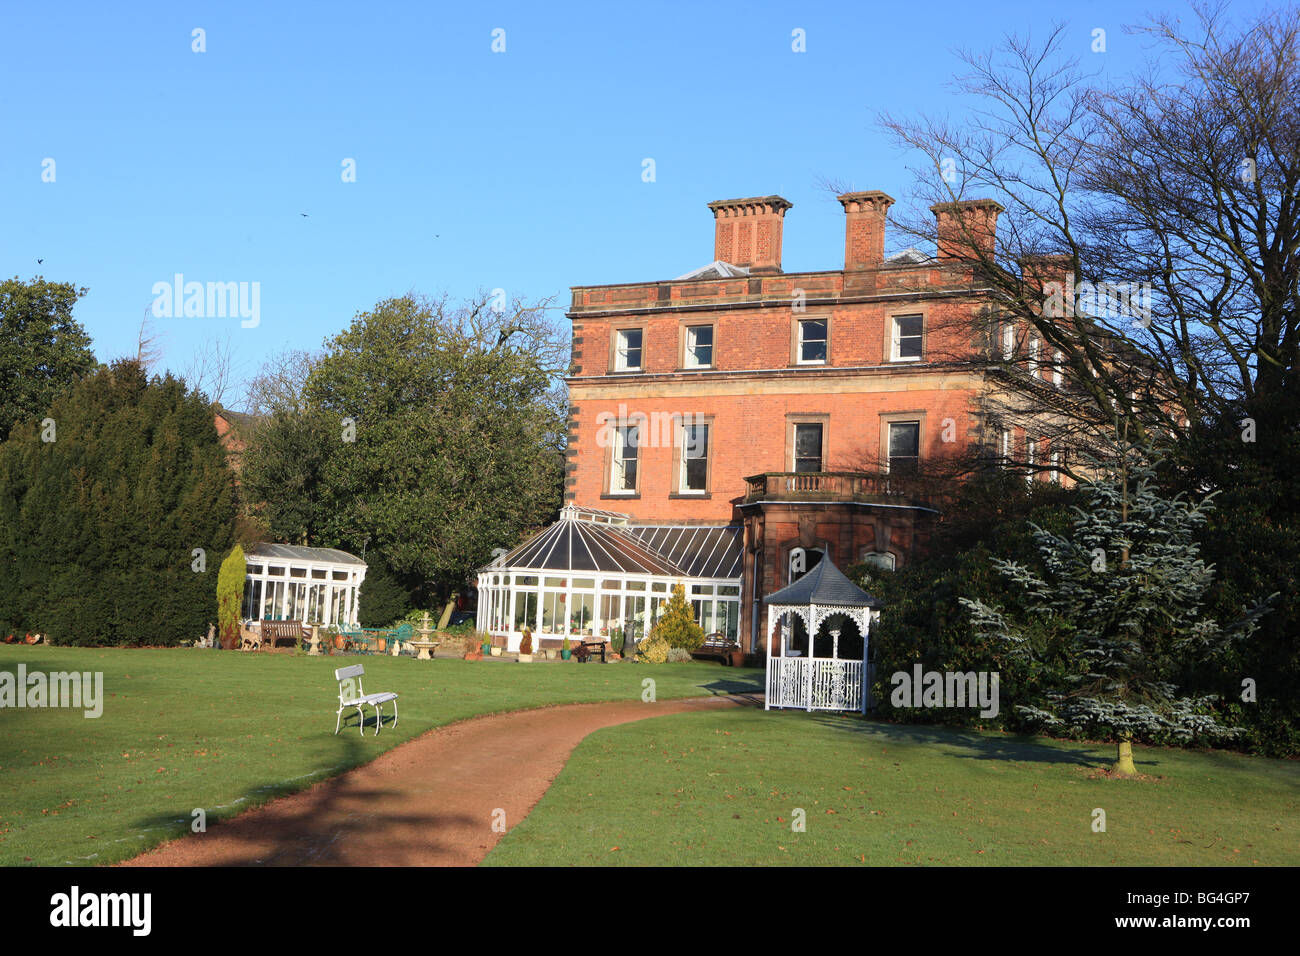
[490,509,744,581]
[244,543,366,566]
[496,514,685,576]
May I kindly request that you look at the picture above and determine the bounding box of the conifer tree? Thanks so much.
[960,439,1272,774]
[0,360,237,644]
[649,583,705,652]
[216,545,246,650]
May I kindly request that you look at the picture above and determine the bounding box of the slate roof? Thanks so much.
[762,558,881,608]
[673,260,751,281]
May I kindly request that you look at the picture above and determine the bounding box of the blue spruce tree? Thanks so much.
[961,440,1272,775]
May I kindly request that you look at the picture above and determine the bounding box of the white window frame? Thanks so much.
[797,319,828,365]
[891,314,924,362]
[614,328,643,372]
[1001,323,1015,360]
[1053,350,1064,387]
[609,424,639,495]
[684,324,713,369]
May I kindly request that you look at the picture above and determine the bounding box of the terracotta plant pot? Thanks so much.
[377,637,387,653]
[334,634,346,650]
[24,633,37,645]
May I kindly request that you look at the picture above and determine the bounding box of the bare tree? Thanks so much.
[242,347,319,417]
[875,3,1300,476]
[134,311,163,373]
[181,334,242,408]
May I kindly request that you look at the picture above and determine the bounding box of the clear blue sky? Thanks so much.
[2,0,1264,401]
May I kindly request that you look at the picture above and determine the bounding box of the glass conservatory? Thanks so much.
[476,507,743,652]
[240,543,367,627]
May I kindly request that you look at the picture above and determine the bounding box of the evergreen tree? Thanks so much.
[216,545,246,649]
[649,583,705,652]
[960,441,1273,774]
[0,360,237,645]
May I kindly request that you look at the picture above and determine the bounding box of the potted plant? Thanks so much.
[561,635,572,661]
[518,627,533,663]
[463,632,483,660]
[610,626,625,659]
[481,634,493,656]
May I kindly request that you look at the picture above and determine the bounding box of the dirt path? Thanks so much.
[119,694,755,867]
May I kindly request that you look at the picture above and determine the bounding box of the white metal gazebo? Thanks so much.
[763,558,881,713]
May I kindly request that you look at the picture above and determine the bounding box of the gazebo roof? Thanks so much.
[762,557,882,608]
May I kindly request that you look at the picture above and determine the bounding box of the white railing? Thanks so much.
[766,657,864,712]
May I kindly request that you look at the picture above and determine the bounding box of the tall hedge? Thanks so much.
[0,360,237,645]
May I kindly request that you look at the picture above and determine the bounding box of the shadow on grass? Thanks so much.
[120,711,478,866]
[801,712,1114,768]
[700,674,765,700]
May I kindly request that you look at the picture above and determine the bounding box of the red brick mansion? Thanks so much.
[478,190,1057,660]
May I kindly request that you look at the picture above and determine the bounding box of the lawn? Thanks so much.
[483,707,1300,866]
[0,645,762,866]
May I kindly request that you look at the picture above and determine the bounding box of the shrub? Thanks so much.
[610,626,625,655]
[636,633,669,664]
[216,546,246,650]
[649,584,705,651]
[666,647,694,663]
[519,628,533,655]
[357,559,413,627]
[574,642,590,662]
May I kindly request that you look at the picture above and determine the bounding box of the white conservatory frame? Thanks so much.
[475,507,743,652]
[477,570,742,652]
[241,544,366,628]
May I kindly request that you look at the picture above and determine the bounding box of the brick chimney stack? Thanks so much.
[931,199,1004,259]
[838,190,895,271]
[708,196,793,274]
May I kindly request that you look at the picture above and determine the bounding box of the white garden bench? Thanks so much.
[334,664,399,736]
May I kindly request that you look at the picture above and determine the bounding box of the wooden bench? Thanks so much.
[241,620,307,651]
[334,664,399,736]
[261,620,308,650]
[691,631,740,665]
